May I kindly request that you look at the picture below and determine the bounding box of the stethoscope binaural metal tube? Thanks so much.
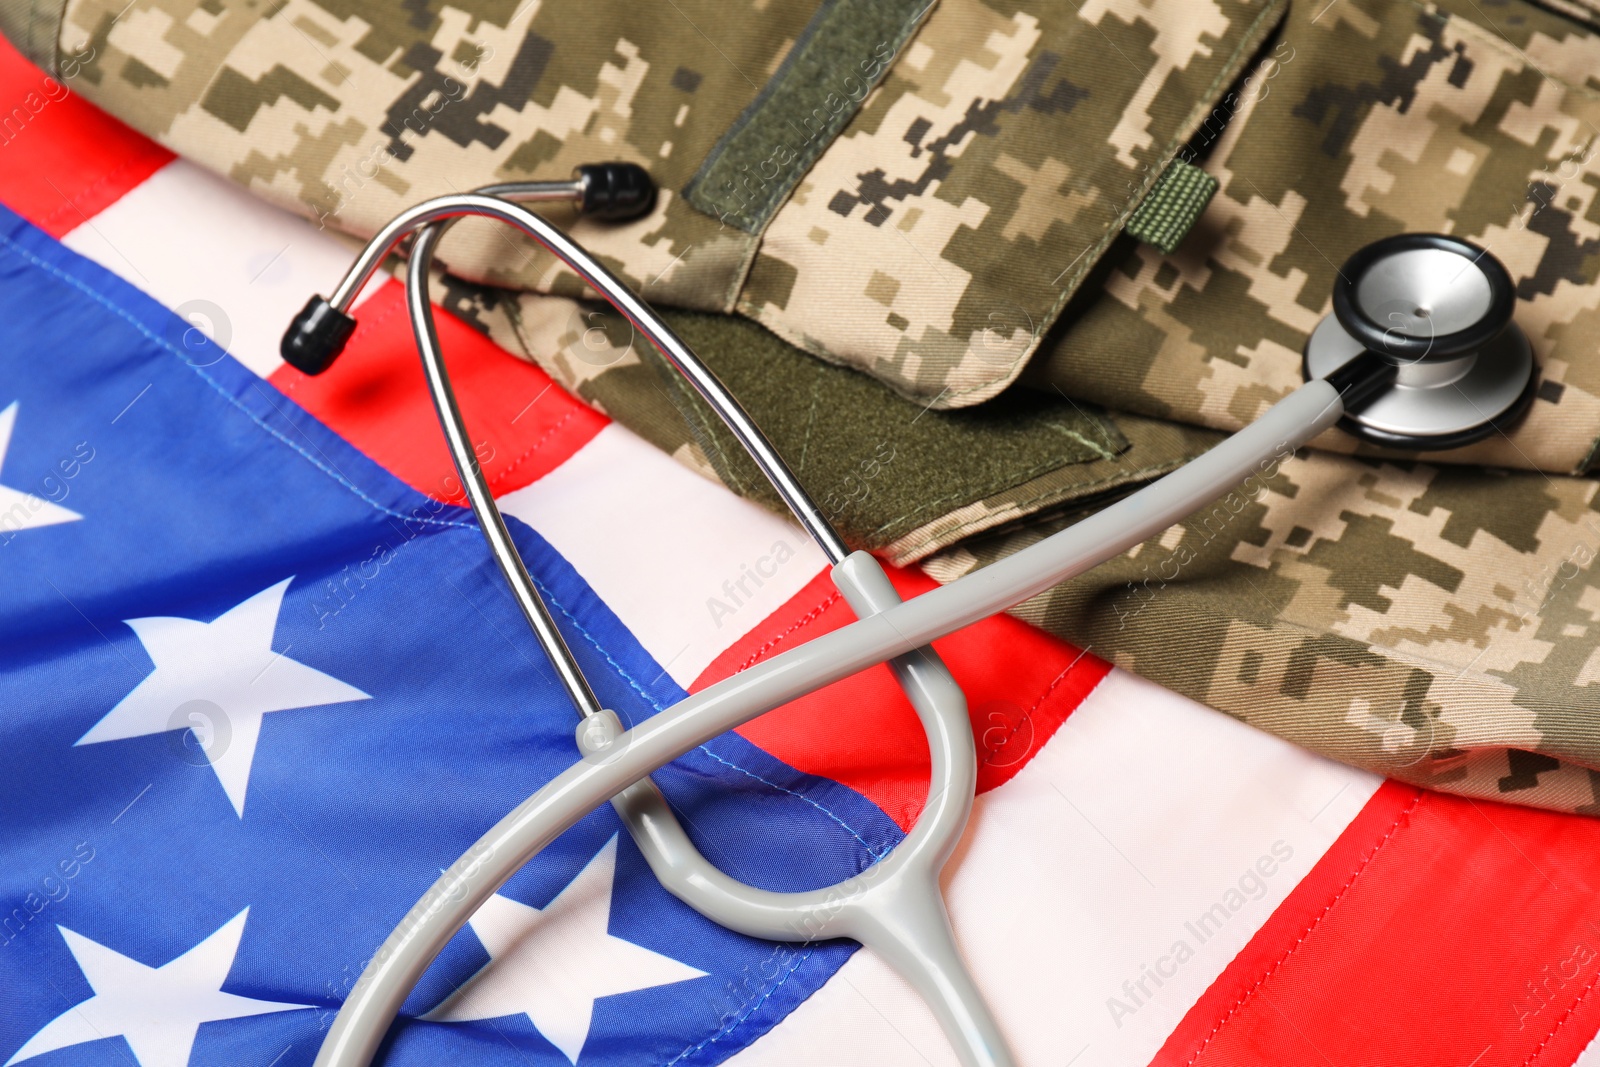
[297,180,853,719]
[401,199,1006,1066]
[297,186,1012,1065]
[309,186,849,564]
[402,205,606,721]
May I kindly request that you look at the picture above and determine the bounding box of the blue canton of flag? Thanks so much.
[0,203,903,1066]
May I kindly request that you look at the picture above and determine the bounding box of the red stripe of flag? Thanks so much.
[270,281,607,504]
[0,36,171,237]
[692,566,1111,831]
[1156,781,1600,1066]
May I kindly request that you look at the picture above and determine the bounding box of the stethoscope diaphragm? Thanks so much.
[1302,233,1538,450]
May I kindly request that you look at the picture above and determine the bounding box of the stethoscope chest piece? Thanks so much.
[1303,233,1537,449]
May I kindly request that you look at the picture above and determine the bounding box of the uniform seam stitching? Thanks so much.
[733,0,1286,411]
[889,455,1200,553]
[1525,935,1600,1064]
[852,433,1142,539]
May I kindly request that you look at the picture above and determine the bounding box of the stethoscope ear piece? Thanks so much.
[1304,232,1538,450]
[572,162,657,221]
[277,162,656,378]
[281,295,357,376]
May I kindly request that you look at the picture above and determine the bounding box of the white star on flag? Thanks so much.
[76,577,369,817]
[427,834,707,1063]
[0,401,81,536]
[5,909,309,1067]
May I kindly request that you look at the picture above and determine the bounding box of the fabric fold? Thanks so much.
[14,0,1600,817]
[924,447,1600,816]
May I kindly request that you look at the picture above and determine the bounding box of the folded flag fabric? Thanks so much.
[6,41,1600,1067]
[0,199,887,1065]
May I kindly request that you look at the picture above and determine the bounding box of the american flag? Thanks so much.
[2,36,1600,1067]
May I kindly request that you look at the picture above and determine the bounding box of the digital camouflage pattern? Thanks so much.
[462,0,1600,815]
[741,0,1287,409]
[925,444,1600,816]
[45,0,817,313]
[958,0,1600,814]
[9,0,1600,815]
[27,0,1290,408]
[1026,0,1600,474]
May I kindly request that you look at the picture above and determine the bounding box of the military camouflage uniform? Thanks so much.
[8,0,1600,815]
[1025,0,1600,476]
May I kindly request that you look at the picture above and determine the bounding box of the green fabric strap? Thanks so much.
[641,308,1131,548]
[1124,159,1219,255]
[683,0,931,233]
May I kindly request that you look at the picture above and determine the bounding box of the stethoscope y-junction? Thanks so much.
[281,163,1537,1067]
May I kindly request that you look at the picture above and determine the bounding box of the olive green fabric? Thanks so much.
[684,0,930,232]
[432,260,1223,561]
[640,311,1128,539]
[1125,160,1220,256]
[492,290,1224,562]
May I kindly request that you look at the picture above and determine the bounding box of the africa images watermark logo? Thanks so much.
[1105,840,1295,1028]
[165,699,231,767]
[705,539,799,630]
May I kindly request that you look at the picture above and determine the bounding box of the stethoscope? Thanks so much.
[281,164,1535,1067]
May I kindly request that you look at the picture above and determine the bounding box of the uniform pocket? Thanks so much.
[1023,0,1600,474]
[730,0,1289,410]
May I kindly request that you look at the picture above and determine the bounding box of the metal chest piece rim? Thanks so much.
[1302,232,1538,450]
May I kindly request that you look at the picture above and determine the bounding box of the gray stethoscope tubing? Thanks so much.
[305,188,1008,1067]
[312,366,1353,1067]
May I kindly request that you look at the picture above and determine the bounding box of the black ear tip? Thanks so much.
[573,162,657,221]
[281,296,357,375]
